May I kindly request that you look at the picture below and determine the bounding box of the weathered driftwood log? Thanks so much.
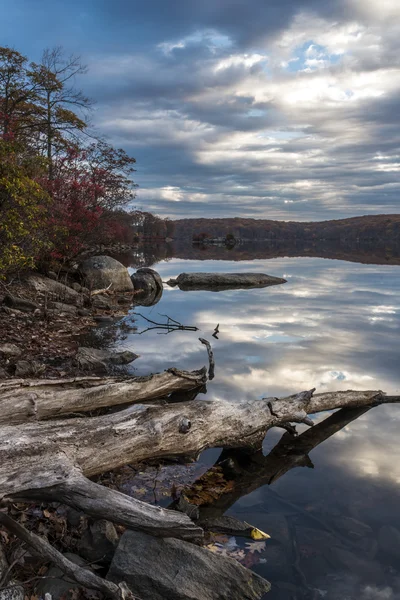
[1,388,397,509]
[0,368,207,425]
[0,382,399,599]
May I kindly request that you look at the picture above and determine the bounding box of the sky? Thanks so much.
[1,0,400,221]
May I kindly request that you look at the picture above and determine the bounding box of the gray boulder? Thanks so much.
[79,256,133,292]
[26,275,82,305]
[48,301,78,315]
[131,268,163,307]
[167,272,286,291]
[76,347,139,373]
[107,530,270,600]
[3,294,38,312]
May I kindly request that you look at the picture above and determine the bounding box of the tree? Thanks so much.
[0,46,40,142]
[0,140,50,274]
[83,140,137,210]
[29,47,91,178]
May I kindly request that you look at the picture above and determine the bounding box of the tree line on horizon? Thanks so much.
[0,45,144,277]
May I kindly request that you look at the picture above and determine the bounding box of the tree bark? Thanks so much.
[0,367,207,425]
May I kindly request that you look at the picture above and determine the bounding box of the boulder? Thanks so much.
[26,275,82,305]
[92,294,112,310]
[48,301,78,315]
[79,520,119,564]
[131,268,163,307]
[79,256,133,292]
[15,360,43,378]
[2,294,38,312]
[167,272,286,292]
[107,530,270,600]
[75,347,139,373]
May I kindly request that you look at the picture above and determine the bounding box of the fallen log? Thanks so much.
[1,381,399,599]
[0,367,207,425]
[1,387,397,508]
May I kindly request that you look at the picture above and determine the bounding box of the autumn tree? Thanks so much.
[0,47,42,143]
[29,47,91,178]
[0,140,50,274]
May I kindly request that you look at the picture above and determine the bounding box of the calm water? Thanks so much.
[100,255,400,599]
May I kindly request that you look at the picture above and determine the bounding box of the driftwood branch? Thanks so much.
[13,470,203,542]
[199,338,215,380]
[134,313,198,335]
[0,511,135,600]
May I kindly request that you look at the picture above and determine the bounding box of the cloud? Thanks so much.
[2,0,400,219]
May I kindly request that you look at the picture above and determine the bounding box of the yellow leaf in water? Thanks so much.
[251,528,271,540]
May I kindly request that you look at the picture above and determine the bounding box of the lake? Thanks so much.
[91,252,400,599]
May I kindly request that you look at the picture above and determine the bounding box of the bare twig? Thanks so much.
[0,512,136,599]
[199,338,215,380]
[134,312,198,335]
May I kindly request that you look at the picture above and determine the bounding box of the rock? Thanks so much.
[48,301,78,315]
[131,268,163,307]
[92,294,112,310]
[0,585,24,600]
[76,347,139,373]
[378,525,400,560]
[66,507,85,528]
[2,294,39,312]
[79,256,133,292]
[328,546,385,583]
[15,360,43,377]
[26,275,82,306]
[35,552,99,600]
[107,530,270,600]
[93,316,115,323]
[79,520,119,564]
[0,343,22,358]
[166,272,286,291]
[0,367,8,379]
[330,516,373,539]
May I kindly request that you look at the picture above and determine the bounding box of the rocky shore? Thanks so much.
[0,257,162,379]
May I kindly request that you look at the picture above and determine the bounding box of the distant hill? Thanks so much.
[170,214,400,243]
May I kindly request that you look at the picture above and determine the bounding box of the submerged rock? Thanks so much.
[167,272,286,291]
[79,255,133,292]
[107,530,270,600]
[75,346,139,373]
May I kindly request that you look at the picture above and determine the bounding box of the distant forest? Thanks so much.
[141,214,400,244]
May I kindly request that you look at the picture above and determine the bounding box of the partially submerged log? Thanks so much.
[166,272,287,291]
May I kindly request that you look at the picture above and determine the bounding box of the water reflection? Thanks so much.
[99,253,400,598]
